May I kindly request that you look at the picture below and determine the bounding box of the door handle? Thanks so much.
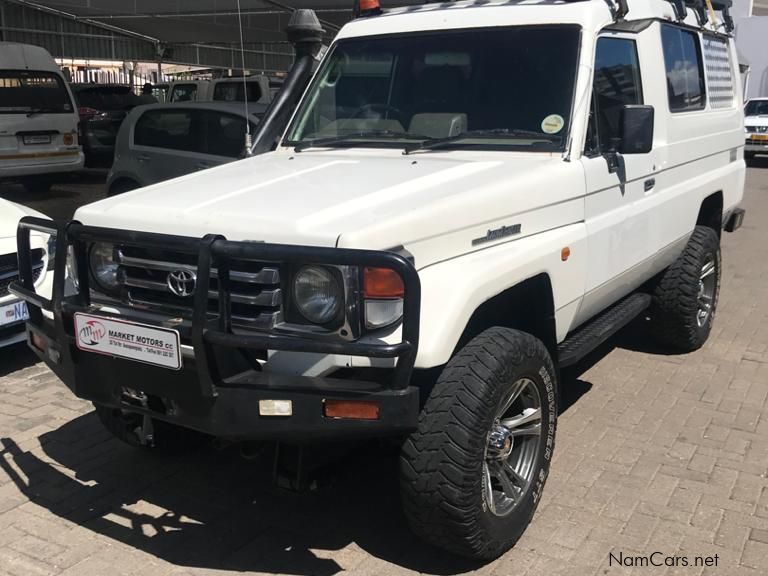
[137,154,151,163]
[644,178,656,192]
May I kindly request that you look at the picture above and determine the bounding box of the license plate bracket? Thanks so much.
[22,134,52,145]
[74,313,182,370]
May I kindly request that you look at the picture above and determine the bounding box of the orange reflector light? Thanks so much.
[561,247,571,261]
[31,332,47,353]
[324,400,381,420]
[359,0,381,10]
[63,133,75,146]
[364,267,404,299]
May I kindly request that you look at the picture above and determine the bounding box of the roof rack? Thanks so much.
[352,0,734,33]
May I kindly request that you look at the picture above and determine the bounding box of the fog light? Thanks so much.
[324,399,380,420]
[259,399,293,417]
[365,299,404,329]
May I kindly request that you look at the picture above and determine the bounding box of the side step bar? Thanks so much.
[558,293,652,368]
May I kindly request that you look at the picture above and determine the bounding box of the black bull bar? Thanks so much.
[10,217,422,403]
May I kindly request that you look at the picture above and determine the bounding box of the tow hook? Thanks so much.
[138,415,155,447]
[123,387,155,447]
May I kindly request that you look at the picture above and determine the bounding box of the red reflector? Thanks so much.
[324,400,381,420]
[364,267,404,299]
[78,107,100,119]
[359,0,381,10]
[31,332,47,353]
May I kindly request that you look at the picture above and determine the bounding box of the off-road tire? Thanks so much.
[93,403,205,452]
[400,327,557,560]
[649,225,721,351]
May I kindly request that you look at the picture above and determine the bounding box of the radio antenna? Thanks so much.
[236,0,253,155]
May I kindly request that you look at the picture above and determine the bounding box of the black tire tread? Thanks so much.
[650,226,720,351]
[400,327,555,559]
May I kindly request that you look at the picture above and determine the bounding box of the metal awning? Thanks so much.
[1,0,422,44]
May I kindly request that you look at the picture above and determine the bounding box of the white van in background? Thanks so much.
[0,42,84,193]
[167,76,272,105]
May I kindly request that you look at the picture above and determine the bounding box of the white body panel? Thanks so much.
[0,43,84,180]
[0,199,53,347]
[72,0,746,373]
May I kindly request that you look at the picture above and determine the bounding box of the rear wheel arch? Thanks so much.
[108,177,141,197]
[697,191,723,237]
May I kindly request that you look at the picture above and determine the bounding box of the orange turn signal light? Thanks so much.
[363,267,404,299]
[359,0,381,10]
[63,133,75,146]
[31,332,47,353]
[324,400,381,421]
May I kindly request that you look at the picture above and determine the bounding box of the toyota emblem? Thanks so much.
[167,269,197,298]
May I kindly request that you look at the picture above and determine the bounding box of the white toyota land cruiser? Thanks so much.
[12,0,746,560]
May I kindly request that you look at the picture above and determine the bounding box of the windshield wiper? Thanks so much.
[293,130,431,152]
[403,129,562,155]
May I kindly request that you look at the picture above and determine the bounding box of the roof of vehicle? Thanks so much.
[338,0,725,39]
[0,42,61,73]
[129,101,268,118]
[71,84,133,94]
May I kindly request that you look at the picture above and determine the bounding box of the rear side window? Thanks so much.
[702,35,734,109]
[661,25,705,112]
[134,110,196,152]
[170,84,197,102]
[212,81,262,102]
[197,111,252,158]
[585,37,644,155]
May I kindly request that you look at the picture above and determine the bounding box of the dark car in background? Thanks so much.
[71,84,142,167]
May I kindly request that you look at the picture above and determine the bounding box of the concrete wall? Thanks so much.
[735,16,768,99]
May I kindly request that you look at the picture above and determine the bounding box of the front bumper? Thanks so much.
[11,218,422,441]
[745,138,768,153]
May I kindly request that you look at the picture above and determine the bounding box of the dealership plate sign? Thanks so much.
[74,313,182,370]
[0,301,29,327]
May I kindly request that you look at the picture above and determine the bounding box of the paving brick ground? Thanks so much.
[1,162,768,576]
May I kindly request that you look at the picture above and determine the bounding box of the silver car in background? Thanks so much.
[106,102,265,196]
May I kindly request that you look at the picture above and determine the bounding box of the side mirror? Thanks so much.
[619,105,654,154]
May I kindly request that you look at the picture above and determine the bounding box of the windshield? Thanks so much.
[745,100,768,117]
[286,26,581,151]
[0,71,73,114]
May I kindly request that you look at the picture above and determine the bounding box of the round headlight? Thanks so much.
[293,266,342,325]
[89,243,120,292]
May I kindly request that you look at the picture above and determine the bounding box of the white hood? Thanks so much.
[0,198,48,240]
[745,115,768,128]
[76,149,584,265]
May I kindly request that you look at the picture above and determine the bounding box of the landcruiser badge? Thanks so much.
[167,270,197,298]
[472,224,522,246]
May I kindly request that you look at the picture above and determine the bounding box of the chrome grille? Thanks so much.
[116,247,283,330]
[0,249,44,297]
